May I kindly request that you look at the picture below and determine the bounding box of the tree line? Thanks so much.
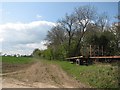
[32,5,120,60]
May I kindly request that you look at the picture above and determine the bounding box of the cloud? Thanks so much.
[0,38,4,42]
[0,8,3,13]
[0,20,56,55]
[14,41,47,50]
[25,41,47,49]
[6,41,47,55]
[36,14,42,19]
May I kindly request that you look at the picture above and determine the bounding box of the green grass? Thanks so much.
[2,56,33,64]
[40,59,119,88]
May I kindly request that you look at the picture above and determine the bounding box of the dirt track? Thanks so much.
[2,60,87,88]
[2,77,58,88]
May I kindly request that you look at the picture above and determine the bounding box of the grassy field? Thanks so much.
[1,56,119,88]
[2,56,34,73]
[41,59,119,88]
[2,56,33,64]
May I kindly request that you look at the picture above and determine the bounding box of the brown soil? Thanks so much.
[2,60,88,88]
[2,61,34,73]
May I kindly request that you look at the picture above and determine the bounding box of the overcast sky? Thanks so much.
[0,2,118,55]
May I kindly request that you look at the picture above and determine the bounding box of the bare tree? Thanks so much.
[58,14,77,57]
[46,25,66,45]
[111,16,120,55]
[74,5,97,56]
[96,12,110,32]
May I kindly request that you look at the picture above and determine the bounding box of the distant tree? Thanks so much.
[32,48,41,57]
[42,48,53,60]
[46,24,67,59]
[0,52,2,56]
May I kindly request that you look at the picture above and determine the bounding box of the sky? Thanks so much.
[0,2,118,55]
[0,0,119,2]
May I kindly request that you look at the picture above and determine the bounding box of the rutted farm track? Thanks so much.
[2,60,87,88]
